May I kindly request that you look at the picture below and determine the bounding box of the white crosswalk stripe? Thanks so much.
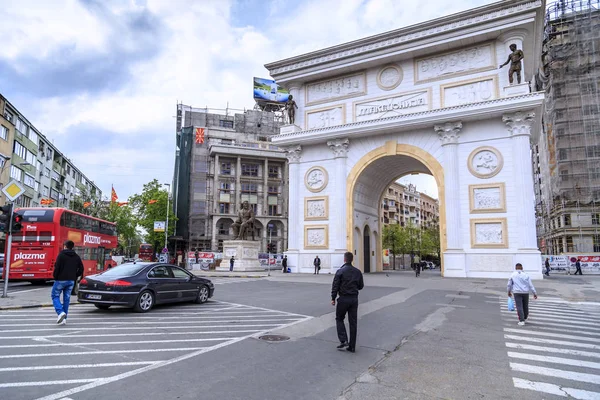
[499,298,600,399]
[209,277,264,285]
[0,300,310,400]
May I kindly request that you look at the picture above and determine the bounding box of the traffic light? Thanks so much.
[267,243,276,253]
[0,204,12,233]
[11,211,22,233]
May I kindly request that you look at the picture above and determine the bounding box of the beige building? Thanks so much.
[0,95,15,207]
[381,182,439,229]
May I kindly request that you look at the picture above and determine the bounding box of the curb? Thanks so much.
[0,301,81,311]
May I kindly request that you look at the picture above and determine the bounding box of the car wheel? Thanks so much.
[195,285,210,304]
[94,304,110,310]
[134,290,154,313]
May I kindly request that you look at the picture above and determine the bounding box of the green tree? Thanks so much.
[129,179,177,254]
[382,224,402,270]
[403,220,421,268]
[70,186,105,217]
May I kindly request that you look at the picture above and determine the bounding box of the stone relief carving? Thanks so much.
[434,121,462,145]
[306,106,344,130]
[307,200,326,218]
[327,138,350,158]
[468,146,504,179]
[354,90,429,122]
[306,73,366,105]
[473,187,501,209]
[305,167,328,192]
[469,255,513,271]
[416,43,495,82]
[377,65,403,90]
[243,248,258,258]
[307,229,326,246]
[269,2,541,75]
[475,222,503,244]
[442,78,496,107]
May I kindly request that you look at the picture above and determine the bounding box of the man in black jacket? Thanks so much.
[331,252,364,353]
[51,240,84,325]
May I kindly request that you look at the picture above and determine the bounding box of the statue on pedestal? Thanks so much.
[499,44,524,85]
[231,201,255,240]
[285,95,298,125]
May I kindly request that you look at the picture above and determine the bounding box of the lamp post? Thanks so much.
[163,183,171,251]
[268,223,273,277]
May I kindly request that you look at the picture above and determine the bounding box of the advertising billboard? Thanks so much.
[153,221,165,232]
[253,77,290,103]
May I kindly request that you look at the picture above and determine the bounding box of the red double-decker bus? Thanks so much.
[138,243,154,261]
[4,208,118,283]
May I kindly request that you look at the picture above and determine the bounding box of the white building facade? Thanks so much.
[266,0,546,278]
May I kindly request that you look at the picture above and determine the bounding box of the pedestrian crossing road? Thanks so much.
[499,297,600,399]
[0,300,311,400]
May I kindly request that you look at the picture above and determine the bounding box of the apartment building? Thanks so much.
[381,182,439,229]
[534,0,600,254]
[173,105,287,253]
[0,93,102,211]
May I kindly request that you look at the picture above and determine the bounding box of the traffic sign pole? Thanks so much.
[2,206,14,298]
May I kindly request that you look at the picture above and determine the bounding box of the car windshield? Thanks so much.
[99,263,149,277]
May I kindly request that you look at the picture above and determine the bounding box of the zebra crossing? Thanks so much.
[499,297,600,399]
[210,277,264,285]
[0,300,310,400]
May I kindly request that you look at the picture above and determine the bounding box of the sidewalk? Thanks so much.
[0,284,60,310]
[191,270,270,278]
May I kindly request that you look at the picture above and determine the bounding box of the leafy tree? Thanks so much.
[70,185,105,217]
[403,220,421,268]
[382,224,402,270]
[129,179,177,254]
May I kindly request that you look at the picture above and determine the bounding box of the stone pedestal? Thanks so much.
[280,124,302,135]
[503,82,530,97]
[217,240,263,272]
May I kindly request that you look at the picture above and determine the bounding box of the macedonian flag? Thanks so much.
[148,199,158,204]
[83,202,92,208]
[195,128,205,144]
[40,199,55,205]
[111,186,118,202]
[118,202,129,207]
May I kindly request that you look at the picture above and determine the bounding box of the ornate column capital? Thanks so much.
[283,145,302,163]
[327,138,350,158]
[502,111,535,137]
[434,121,462,145]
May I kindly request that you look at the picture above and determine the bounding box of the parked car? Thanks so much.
[78,262,214,312]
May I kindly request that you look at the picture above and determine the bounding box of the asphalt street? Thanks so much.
[0,273,598,400]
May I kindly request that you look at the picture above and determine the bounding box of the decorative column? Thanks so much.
[434,122,462,250]
[327,138,350,252]
[213,154,219,214]
[263,159,269,216]
[284,145,302,250]
[235,156,241,210]
[503,111,537,250]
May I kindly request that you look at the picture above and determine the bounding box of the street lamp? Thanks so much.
[163,183,171,250]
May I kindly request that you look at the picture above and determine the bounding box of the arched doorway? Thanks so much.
[347,142,446,275]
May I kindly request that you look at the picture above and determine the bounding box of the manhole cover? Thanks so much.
[258,335,290,342]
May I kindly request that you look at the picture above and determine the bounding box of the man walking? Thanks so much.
[314,255,321,274]
[574,258,583,275]
[545,258,550,276]
[507,263,538,326]
[52,240,83,325]
[230,256,235,272]
[331,252,364,353]
[282,255,287,273]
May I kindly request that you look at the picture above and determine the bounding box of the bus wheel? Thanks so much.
[94,304,110,310]
[134,290,154,313]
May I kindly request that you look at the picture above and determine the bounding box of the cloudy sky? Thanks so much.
[0,0,495,201]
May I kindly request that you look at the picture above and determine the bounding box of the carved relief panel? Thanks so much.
[469,183,506,213]
[470,218,508,248]
[305,196,329,221]
[467,146,504,179]
[306,73,366,106]
[304,166,328,193]
[353,90,430,122]
[305,105,345,130]
[304,225,329,249]
[415,42,496,83]
[376,64,404,90]
[441,76,498,107]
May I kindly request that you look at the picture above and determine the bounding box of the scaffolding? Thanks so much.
[535,0,600,254]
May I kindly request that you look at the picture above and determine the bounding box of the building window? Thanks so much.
[241,183,257,194]
[50,189,59,200]
[24,173,35,188]
[18,196,32,207]
[582,82,596,94]
[241,163,258,177]
[564,214,571,226]
[268,205,279,216]
[14,141,26,159]
[26,151,36,166]
[555,110,564,120]
[10,165,22,181]
[583,105,599,116]
[586,145,600,158]
[594,235,600,252]
[0,125,7,140]
[591,167,600,179]
[267,186,279,194]
[592,214,600,225]
[566,236,574,252]
[558,148,568,160]
[219,120,234,128]
[560,170,569,182]
[42,186,49,196]
[44,168,50,177]
[220,162,232,175]
[28,129,38,146]
[34,181,39,191]
[268,166,279,178]
[218,222,229,235]
[15,118,28,135]
[51,170,61,182]
[219,203,230,214]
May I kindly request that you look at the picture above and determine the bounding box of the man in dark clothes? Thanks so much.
[545,258,550,276]
[230,256,235,272]
[331,252,364,353]
[314,255,321,274]
[574,258,583,275]
[282,255,287,273]
[51,240,83,325]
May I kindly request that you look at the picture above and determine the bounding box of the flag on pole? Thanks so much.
[40,199,55,205]
[111,186,118,202]
[83,202,92,208]
[118,202,129,207]
[195,128,205,144]
[148,199,158,204]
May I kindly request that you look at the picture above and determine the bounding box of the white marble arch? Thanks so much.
[267,0,545,279]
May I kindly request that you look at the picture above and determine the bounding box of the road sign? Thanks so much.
[159,254,168,263]
[162,247,168,253]
[2,180,25,202]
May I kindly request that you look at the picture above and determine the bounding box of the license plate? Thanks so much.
[22,274,34,277]
[87,294,102,300]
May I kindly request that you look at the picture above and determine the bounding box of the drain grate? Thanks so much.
[258,334,290,342]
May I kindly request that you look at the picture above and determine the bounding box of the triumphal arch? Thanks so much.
[267,0,545,278]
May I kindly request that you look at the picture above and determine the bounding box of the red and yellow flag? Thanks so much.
[83,202,92,208]
[40,199,55,205]
[148,199,158,204]
[111,186,118,202]
[195,128,205,144]
[118,202,129,207]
